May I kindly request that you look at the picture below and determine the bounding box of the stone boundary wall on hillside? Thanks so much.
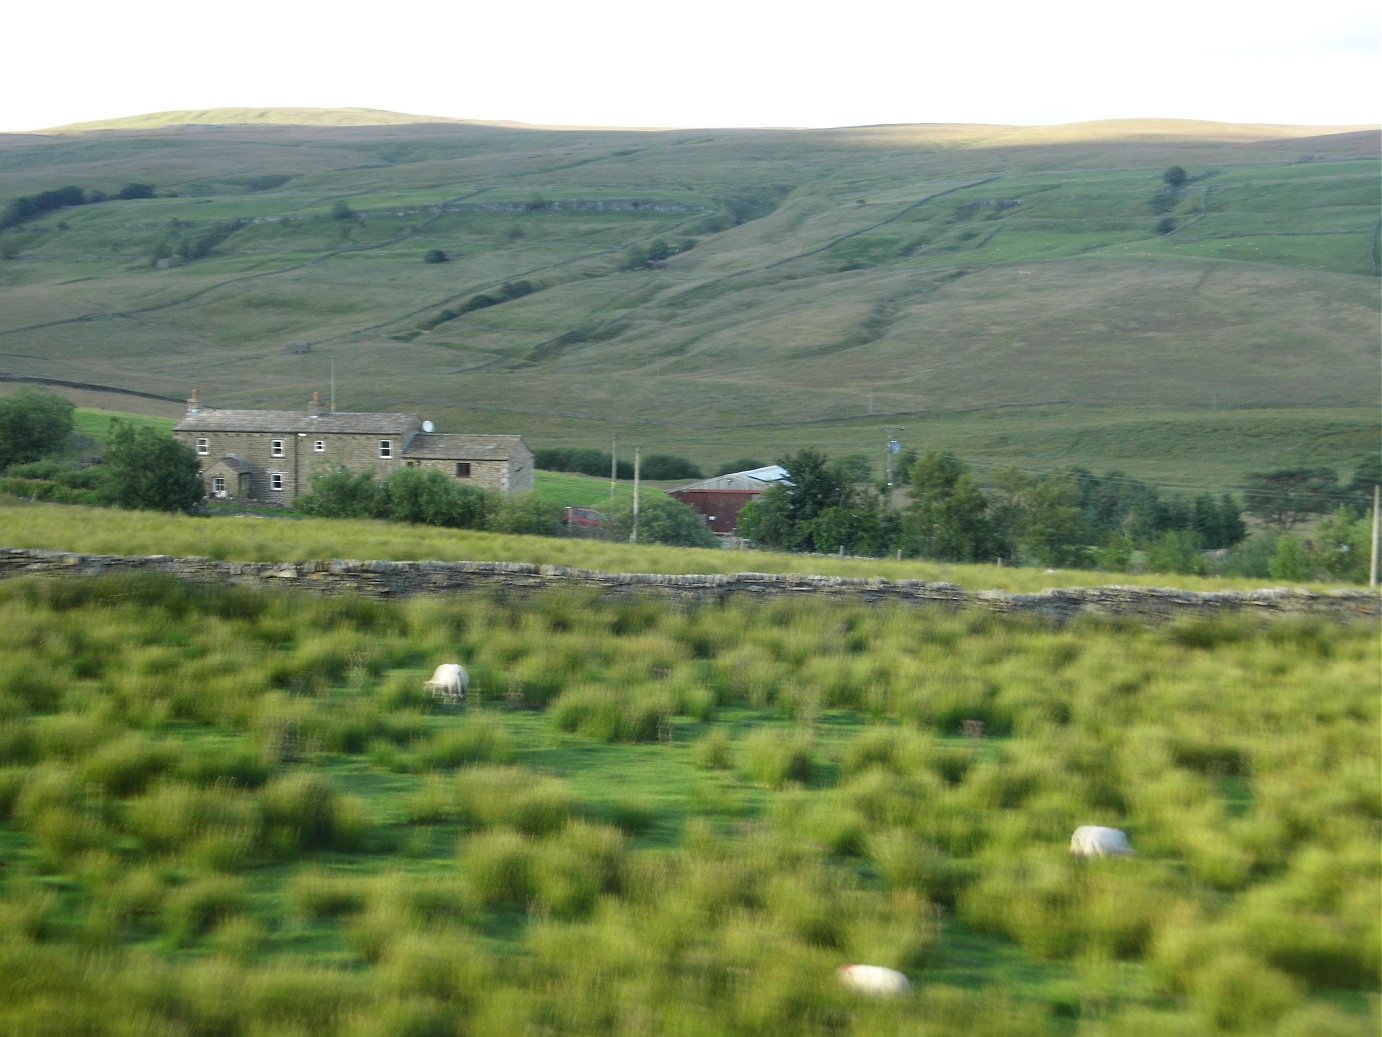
[2,548,1378,625]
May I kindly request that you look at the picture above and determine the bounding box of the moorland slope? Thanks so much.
[0,111,1377,490]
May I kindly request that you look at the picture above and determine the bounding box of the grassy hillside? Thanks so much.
[0,113,1376,495]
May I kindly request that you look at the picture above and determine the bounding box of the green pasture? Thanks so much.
[0,571,1375,1035]
[0,500,1355,593]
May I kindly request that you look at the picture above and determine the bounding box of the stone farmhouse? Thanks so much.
[173,390,533,506]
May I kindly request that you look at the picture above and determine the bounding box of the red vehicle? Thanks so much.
[561,506,606,529]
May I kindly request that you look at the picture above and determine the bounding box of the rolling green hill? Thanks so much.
[0,111,1376,494]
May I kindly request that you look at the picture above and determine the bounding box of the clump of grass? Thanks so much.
[410,714,514,770]
[692,727,733,770]
[740,728,815,789]
[453,765,575,834]
[551,684,671,743]
[162,875,250,947]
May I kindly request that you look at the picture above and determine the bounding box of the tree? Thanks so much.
[329,200,354,221]
[1162,166,1188,189]
[423,249,447,264]
[0,387,75,470]
[1243,468,1340,532]
[607,494,718,548]
[103,423,203,513]
[640,454,703,480]
[900,452,1007,562]
[1310,508,1371,582]
[745,448,852,552]
[716,458,767,477]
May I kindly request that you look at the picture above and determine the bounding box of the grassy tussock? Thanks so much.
[0,572,1375,1034]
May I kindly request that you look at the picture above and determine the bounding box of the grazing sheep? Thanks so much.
[1070,825,1133,859]
[838,964,912,996]
[424,663,468,705]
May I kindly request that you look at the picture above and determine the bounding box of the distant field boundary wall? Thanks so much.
[2,548,1378,624]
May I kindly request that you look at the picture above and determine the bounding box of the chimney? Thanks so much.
[309,390,324,416]
[186,388,201,415]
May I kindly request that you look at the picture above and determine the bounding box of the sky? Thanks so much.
[2,0,1378,133]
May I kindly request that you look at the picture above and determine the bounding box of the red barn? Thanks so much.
[668,466,790,536]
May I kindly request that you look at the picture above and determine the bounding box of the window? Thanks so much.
[314,440,326,453]
[378,440,392,458]
[212,476,226,496]
[271,439,285,457]
[455,462,472,478]
[270,473,284,491]
[196,438,209,456]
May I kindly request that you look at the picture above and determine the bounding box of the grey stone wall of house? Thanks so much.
[2,548,1377,625]
[410,458,520,493]
[181,430,411,502]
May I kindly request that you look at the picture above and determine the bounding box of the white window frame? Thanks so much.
[212,476,226,496]
[271,439,285,458]
[314,440,326,453]
[270,473,285,491]
[196,437,209,456]
[378,440,392,458]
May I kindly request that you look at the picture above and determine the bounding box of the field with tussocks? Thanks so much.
[0,556,1377,1035]
[0,112,1377,494]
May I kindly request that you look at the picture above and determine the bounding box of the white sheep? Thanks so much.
[423,662,468,705]
[838,964,911,996]
[1070,825,1133,859]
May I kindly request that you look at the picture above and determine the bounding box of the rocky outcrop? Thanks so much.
[2,548,1376,624]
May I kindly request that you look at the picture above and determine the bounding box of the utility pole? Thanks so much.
[882,427,904,501]
[610,434,617,514]
[1370,484,1379,590]
[630,448,641,544]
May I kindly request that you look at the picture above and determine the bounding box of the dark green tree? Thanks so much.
[103,423,203,513]
[1243,467,1340,532]
[608,494,718,548]
[1162,166,1188,189]
[745,448,852,552]
[900,452,1007,562]
[423,249,447,264]
[0,387,75,470]
[640,454,703,480]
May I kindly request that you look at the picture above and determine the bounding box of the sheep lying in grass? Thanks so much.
[838,964,912,996]
[1070,825,1133,858]
[424,663,468,705]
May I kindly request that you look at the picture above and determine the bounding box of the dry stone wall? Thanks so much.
[2,548,1377,625]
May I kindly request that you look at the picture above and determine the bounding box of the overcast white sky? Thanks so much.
[2,0,1378,132]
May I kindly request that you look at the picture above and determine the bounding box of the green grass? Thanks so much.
[0,499,1342,593]
[0,572,1375,1034]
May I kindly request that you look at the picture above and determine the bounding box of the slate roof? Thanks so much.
[207,454,254,474]
[175,409,422,436]
[402,434,528,460]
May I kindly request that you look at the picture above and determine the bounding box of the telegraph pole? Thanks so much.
[630,448,641,544]
[882,427,904,502]
[1370,484,1379,590]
